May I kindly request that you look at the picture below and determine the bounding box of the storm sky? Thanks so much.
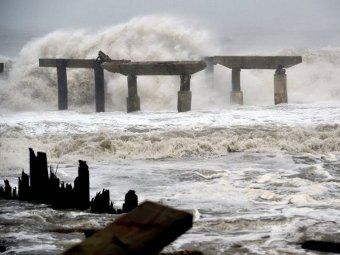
[1,0,340,56]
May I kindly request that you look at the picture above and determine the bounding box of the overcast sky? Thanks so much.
[1,0,340,56]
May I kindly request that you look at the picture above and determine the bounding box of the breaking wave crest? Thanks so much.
[1,124,340,169]
[0,16,218,111]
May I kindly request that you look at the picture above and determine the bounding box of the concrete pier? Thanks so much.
[94,60,105,112]
[212,56,302,105]
[102,61,206,113]
[178,74,192,112]
[56,60,68,110]
[274,67,287,104]
[39,54,130,112]
[230,68,243,104]
[127,74,140,112]
[0,63,4,73]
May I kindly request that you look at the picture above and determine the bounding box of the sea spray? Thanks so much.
[0,16,220,112]
[1,16,340,111]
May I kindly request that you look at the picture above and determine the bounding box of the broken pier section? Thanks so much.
[39,52,130,112]
[205,56,302,105]
[101,61,206,112]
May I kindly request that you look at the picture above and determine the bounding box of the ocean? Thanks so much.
[0,16,340,254]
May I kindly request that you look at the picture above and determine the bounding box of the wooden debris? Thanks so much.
[0,148,138,215]
[301,240,340,253]
[90,189,116,214]
[64,201,193,255]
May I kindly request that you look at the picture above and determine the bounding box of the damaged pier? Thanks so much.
[102,61,206,112]
[39,52,130,112]
[205,56,302,105]
[39,52,302,112]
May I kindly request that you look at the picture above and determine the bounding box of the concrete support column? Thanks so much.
[274,67,288,104]
[56,59,68,110]
[94,61,105,112]
[204,57,214,87]
[126,74,140,113]
[230,68,243,105]
[177,74,192,112]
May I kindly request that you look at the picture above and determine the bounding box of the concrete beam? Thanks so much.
[213,56,302,69]
[0,63,3,73]
[39,59,130,68]
[101,61,206,75]
[40,59,96,68]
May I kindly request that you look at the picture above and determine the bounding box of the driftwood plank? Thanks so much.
[64,201,193,255]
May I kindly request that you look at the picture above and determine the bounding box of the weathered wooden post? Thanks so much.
[29,148,49,202]
[126,74,141,112]
[122,190,138,213]
[177,74,192,112]
[18,171,30,200]
[0,63,4,73]
[274,66,288,104]
[94,60,105,112]
[64,201,193,255]
[74,160,90,210]
[56,59,68,110]
[230,68,243,105]
[4,180,12,199]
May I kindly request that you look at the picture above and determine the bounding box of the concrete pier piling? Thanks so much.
[94,60,105,112]
[56,60,68,110]
[127,74,141,112]
[274,67,288,104]
[230,68,243,104]
[204,57,215,88]
[178,74,192,112]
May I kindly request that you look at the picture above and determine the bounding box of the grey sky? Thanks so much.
[1,0,340,56]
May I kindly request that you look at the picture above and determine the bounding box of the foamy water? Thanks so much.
[1,104,340,254]
[0,15,340,254]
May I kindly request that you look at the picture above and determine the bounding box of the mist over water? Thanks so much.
[0,15,339,112]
